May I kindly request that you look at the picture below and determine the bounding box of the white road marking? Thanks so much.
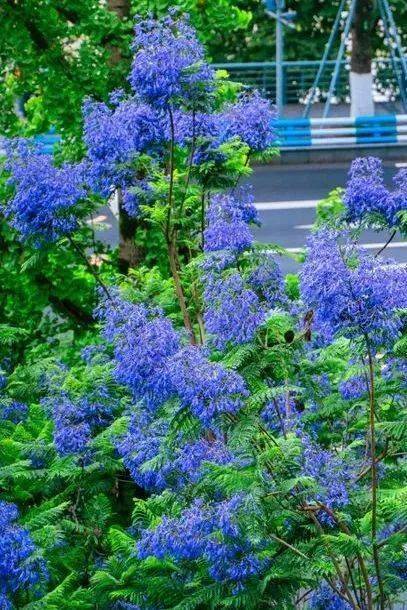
[395,162,407,168]
[255,200,317,211]
[294,224,313,230]
[286,241,407,253]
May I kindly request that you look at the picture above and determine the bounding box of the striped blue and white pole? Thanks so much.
[277,114,407,148]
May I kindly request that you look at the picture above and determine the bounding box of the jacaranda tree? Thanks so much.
[0,10,406,610]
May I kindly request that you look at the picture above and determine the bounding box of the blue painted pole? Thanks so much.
[303,0,348,118]
[323,0,357,119]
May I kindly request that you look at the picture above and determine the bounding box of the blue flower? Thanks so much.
[203,272,265,350]
[309,583,352,609]
[204,187,258,254]
[4,139,86,245]
[117,409,171,492]
[0,501,47,603]
[129,13,214,108]
[174,438,233,483]
[52,395,113,456]
[0,400,28,424]
[248,253,287,309]
[262,394,301,435]
[300,230,407,347]
[221,91,277,152]
[83,98,164,196]
[339,375,368,400]
[137,496,263,590]
[97,296,180,410]
[301,435,350,519]
[344,157,407,226]
[168,346,248,424]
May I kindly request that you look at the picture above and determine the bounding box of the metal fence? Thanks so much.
[213,58,407,105]
[277,114,407,149]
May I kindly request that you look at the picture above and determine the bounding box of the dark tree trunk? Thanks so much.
[117,189,144,275]
[351,0,374,74]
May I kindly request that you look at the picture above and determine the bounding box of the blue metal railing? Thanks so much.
[28,115,407,153]
[213,57,407,105]
[277,114,407,149]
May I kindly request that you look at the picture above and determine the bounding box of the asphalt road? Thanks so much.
[95,161,407,275]
[250,161,407,274]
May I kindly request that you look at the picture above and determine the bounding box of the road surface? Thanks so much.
[95,161,407,275]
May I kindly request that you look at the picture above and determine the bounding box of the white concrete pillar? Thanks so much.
[350,71,375,116]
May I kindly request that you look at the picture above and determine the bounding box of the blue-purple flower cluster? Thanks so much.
[168,346,248,424]
[83,98,163,199]
[0,399,28,424]
[118,408,234,493]
[309,583,352,609]
[248,253,287,309]
[117,409,171,492]
[300,230,407,346]
[138,496,263,591]
[339,375,368,400]
[222,91,277,152]
[52,395,113,456]
[99,294,247,422]
[97,293,248,488]
[344,157,407,226]
[301,436,350,518]
[98,297,180,410]
[129,12,214,108]
[4,140,86,245]
[203,272,265,350]
[0,501,46,607]
[261,394,301,435]
[204,187,258,253]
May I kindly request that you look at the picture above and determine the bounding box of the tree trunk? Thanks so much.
[350,0,375,116]
[107,0,143,273]
[117,189,144,275]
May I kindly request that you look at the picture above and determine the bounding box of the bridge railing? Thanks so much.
[213,58,407,105]
[4,115,407,155]
[277,114,407,149]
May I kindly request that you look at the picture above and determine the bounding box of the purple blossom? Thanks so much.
[300,230,407,347]
[248,253,287,309]
[309,583,352,609]
[204,187,258,253]
[301,436,350,519]
[129,13,214,108]
[83,98,163,196]
[118,410,234,491]
[168,346,248,424]
[52,395,113,456]
[221,91,277,152]
[0,400,28,424]
[172,110,220,146]
[262,394,301,435]
[137,496,263,589]
[0,501,46,603]
[389,167,407,225]
[203,272,266,350]
[97,297,180,410]
[174,438,233,483]
[339,375,368,400]
[117,409,171,492]
[4,140,86,244]
[0,374,6,390]
[344,157,407,226]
